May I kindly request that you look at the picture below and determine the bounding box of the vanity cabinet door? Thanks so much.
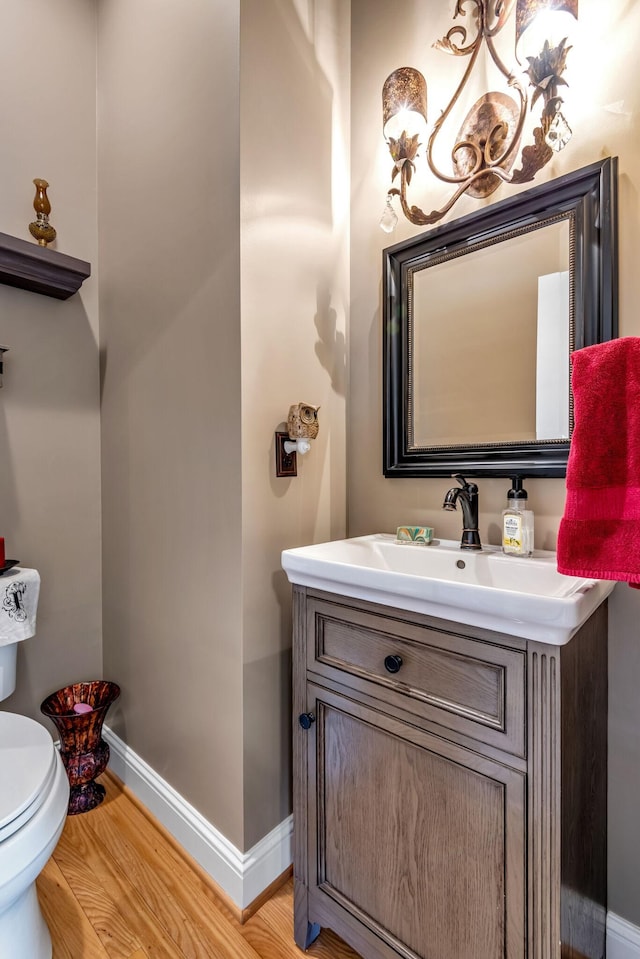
[299,684,526,959]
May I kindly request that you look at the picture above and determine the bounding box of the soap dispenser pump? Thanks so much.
[502,477,534,556]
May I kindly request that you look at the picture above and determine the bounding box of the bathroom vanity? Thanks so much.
[284,537,612,959]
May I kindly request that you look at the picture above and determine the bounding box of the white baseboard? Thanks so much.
[103,725,292,911]
[608,913,640,959]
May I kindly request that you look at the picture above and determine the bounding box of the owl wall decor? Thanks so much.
[287,403,320,441]
[283,403,320,457]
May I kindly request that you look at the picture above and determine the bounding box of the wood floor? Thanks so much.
[37,772,362,959]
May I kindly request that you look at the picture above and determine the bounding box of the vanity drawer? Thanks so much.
[306,596,526,757]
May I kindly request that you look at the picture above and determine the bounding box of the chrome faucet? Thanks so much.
[442,474,482,550]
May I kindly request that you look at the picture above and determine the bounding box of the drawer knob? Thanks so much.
[384,654,403,674]
[298,712,316,730]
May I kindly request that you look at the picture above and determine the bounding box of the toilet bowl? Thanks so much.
[0,711,69,959]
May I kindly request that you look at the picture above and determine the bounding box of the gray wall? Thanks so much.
[0,1,102,723]
[239,0,349,847]
[98,0,349,851]
[97,0,246,846]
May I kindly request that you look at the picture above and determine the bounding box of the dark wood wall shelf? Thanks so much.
[0,231,91,300]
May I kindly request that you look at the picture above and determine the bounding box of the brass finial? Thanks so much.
[29,178,57,247]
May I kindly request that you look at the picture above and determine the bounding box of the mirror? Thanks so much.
[411,219,570,446]
[383,158,618,478]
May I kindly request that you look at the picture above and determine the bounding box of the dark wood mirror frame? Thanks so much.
[383,157,618,478]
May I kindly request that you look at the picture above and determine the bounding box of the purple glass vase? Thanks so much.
[40,680,120,815]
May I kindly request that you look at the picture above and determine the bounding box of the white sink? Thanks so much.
[281,533,616,644]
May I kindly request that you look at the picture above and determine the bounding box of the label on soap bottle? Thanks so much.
[503,513,523,551]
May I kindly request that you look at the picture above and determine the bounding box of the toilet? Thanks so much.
[0,569,69,959]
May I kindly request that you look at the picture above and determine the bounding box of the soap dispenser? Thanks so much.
[502,477,534,556]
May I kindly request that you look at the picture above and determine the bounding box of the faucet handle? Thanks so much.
[452,473,477,493]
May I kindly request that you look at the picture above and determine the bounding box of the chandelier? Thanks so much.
[380,0,578,232]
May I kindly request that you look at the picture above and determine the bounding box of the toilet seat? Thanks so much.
[0,713,58,843]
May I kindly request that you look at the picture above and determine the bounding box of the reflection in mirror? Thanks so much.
[383,157,618,478]
[410,218,571,448]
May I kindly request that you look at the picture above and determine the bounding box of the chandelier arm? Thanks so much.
[426,26,485,185]
[452,0,482,36]
[433,0,485,55]
[510,126,554,183]
[436,24,477,57]
[451,139,484,178]
[396,154,512,227]
[449,121,515,176]
[484,31,527,93]
[427,0,526,187]
[485,0,517,38]
[483,31,529,166]
[484,121,510,163]
[483,29,525,97]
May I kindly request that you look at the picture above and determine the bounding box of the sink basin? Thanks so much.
[281,534,616,644]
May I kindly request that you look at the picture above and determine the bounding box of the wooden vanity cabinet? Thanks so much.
[292,587,608,959]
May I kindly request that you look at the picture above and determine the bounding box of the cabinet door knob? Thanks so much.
[384,654,404,674]
[298,712,316,730]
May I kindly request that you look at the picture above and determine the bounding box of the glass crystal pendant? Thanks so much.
[545,111,572,152]
[379,196,399,233]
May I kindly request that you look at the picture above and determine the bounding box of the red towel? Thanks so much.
[557,337,640,587]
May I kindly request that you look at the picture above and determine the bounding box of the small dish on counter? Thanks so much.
[396,526,433,545]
